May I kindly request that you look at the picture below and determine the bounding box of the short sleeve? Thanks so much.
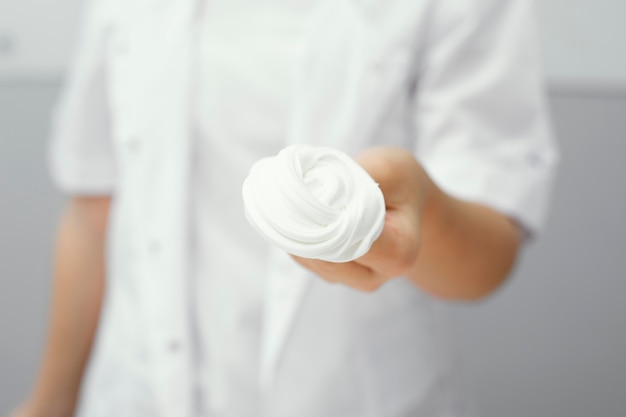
[413,0,559,236]
[48,0,116,195]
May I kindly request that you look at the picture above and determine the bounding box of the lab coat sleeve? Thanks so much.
[48,0,116,195]
[413,0,558,236]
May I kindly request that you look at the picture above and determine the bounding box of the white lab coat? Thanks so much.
[49,0,558,416]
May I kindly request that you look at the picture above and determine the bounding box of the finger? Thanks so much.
[355,147,420,209]
[291,255,388,292]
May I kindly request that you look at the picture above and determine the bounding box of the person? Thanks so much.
[11,0,558,416]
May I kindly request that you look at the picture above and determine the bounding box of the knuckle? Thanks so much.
[357,283,379,293]
[356,277,385,293]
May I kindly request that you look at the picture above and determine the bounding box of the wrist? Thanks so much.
[417,167,449,246]
[408,163,454,282]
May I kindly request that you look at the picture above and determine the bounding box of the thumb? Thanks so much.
[355,147,422,210]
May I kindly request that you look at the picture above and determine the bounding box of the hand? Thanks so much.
[7,403,39,417]
[292,147,430,292]
[7,395,75,417]
[7,402,72,417]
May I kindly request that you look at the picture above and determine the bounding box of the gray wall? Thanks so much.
[451,91,626,417]
[0,80,64,414]
[1,80,625,416]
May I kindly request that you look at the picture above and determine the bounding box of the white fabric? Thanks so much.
[242,145,386,262]
[190,4,306,414]
[48,0,558,416]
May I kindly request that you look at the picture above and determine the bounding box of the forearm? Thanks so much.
[410,172,520,301]
[281,147,522,298]
[26,198,109,417]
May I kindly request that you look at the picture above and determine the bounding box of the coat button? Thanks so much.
[126,137,142,152]
[0,32,15,56]
[167,339,182,353]
[526,152,543,167]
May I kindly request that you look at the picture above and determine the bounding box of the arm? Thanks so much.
[293,147,520,301]
[294,1,554,299]
[364,147,520,299]
[11,196,110,417]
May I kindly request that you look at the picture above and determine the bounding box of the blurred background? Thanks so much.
[1,0,625,416]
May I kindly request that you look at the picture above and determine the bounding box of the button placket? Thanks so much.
[526,152,543,168]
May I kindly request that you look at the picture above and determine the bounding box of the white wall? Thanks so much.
[0,0,82,77]
[1,0,626,86]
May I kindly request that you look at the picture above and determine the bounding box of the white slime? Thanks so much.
[242,145,386,262]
